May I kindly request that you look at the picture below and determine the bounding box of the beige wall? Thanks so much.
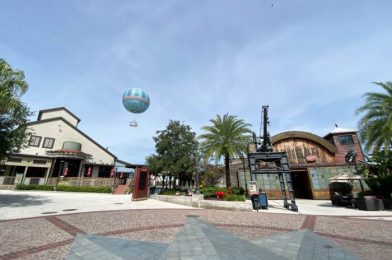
[24,119,114,165]
[40,110,78,127]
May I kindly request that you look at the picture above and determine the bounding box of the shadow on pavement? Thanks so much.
[317,202,336,207]
[0,194,52,207]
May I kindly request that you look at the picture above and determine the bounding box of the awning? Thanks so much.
[46,149,92,160]
[329,173,365,193]
[329,173,364,181]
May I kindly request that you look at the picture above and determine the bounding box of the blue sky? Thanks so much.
[1,0,391,164]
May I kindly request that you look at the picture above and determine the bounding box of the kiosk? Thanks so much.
[132,167,150,201]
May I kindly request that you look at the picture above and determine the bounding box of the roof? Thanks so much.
[25,117,117,159]
[37,107,81,123]
[116,159,146,169]
[324,126,357,137]
[272,131,337,154]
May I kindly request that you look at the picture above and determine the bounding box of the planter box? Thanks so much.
[383,199,392,209]
[357,196,385,211]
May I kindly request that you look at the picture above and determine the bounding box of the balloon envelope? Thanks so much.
[122,88,150,114]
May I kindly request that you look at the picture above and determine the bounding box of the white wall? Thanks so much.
[23,119,115,165]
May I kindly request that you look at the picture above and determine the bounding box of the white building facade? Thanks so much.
[0,107,118,186]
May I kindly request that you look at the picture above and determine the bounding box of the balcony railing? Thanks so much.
[0,176,133,188]
[0,176,16,185]
[47,177,115,187]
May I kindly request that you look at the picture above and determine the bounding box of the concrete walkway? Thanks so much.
[1,190,391,221]
[67,216,359,259]
[0,190,194,220]
[1,190,392,259]
[262,199,392,220]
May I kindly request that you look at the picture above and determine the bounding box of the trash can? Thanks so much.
[258,192,268,209]
[251,194,261,210]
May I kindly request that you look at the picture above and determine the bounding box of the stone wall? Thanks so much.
[150,194,252,211]
[150,194,204,207]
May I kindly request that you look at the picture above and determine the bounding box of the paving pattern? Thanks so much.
[0,208,391,259]
[67,216,359,259]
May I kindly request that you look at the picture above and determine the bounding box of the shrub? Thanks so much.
[224,194,246,201]
[215,191,225,199]
[200,186,227,198]
[16,184,112,193]
[366,175,392,199]
[232,187,245,195]
[56,185,111,193]
[159,187,192,195]
[16,184,54,191]
[159,189,178,195]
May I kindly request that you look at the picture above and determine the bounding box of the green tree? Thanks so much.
[145,154,163,176]
[152,120,197,188]
[0,59,32,159]
[356,82,392,155]
[199,113,252,188]
[200,163,223,186]
[358,151,392,177]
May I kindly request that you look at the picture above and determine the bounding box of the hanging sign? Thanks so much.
[305,155,317,163]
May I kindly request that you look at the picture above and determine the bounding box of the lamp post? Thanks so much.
[194,143,200,194]
[240,153,248,196]
[345,150,365,202]
[55,160,65,191]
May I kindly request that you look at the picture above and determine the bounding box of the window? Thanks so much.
[338,135,354,145]
[33,159,47,165]
[7,157,22,163]
[29,135,42,147]
[42,138,55,148]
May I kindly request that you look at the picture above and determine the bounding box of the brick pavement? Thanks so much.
[0,209,391,259]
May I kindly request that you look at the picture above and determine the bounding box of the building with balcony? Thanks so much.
[0,107,126,187]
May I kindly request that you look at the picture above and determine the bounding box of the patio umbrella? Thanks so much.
[329,173,365,193]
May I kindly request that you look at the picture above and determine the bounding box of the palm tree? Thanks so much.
[199,113,252,188]
[356,82,392,155]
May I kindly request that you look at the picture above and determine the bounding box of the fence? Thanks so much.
[47,177,115,187]
[0,176,16,185]
[0,176,134,188]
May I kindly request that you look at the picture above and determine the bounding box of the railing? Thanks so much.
[47,177,115,187]
[111,178,121,194]
[0,176,133,188]
[0,176,16,185]
[23,177,46,185]
[0,177,47,186]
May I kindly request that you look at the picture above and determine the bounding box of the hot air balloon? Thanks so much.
[122,88,150,127]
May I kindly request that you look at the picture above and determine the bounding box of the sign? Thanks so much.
[249,181,258,195]
[63,167,68,176]
[305,155,317,163]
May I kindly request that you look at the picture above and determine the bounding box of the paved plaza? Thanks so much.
[0,190,391,259]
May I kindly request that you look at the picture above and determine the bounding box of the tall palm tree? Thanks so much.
[356,82,392,155]
[199,113,252,188]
